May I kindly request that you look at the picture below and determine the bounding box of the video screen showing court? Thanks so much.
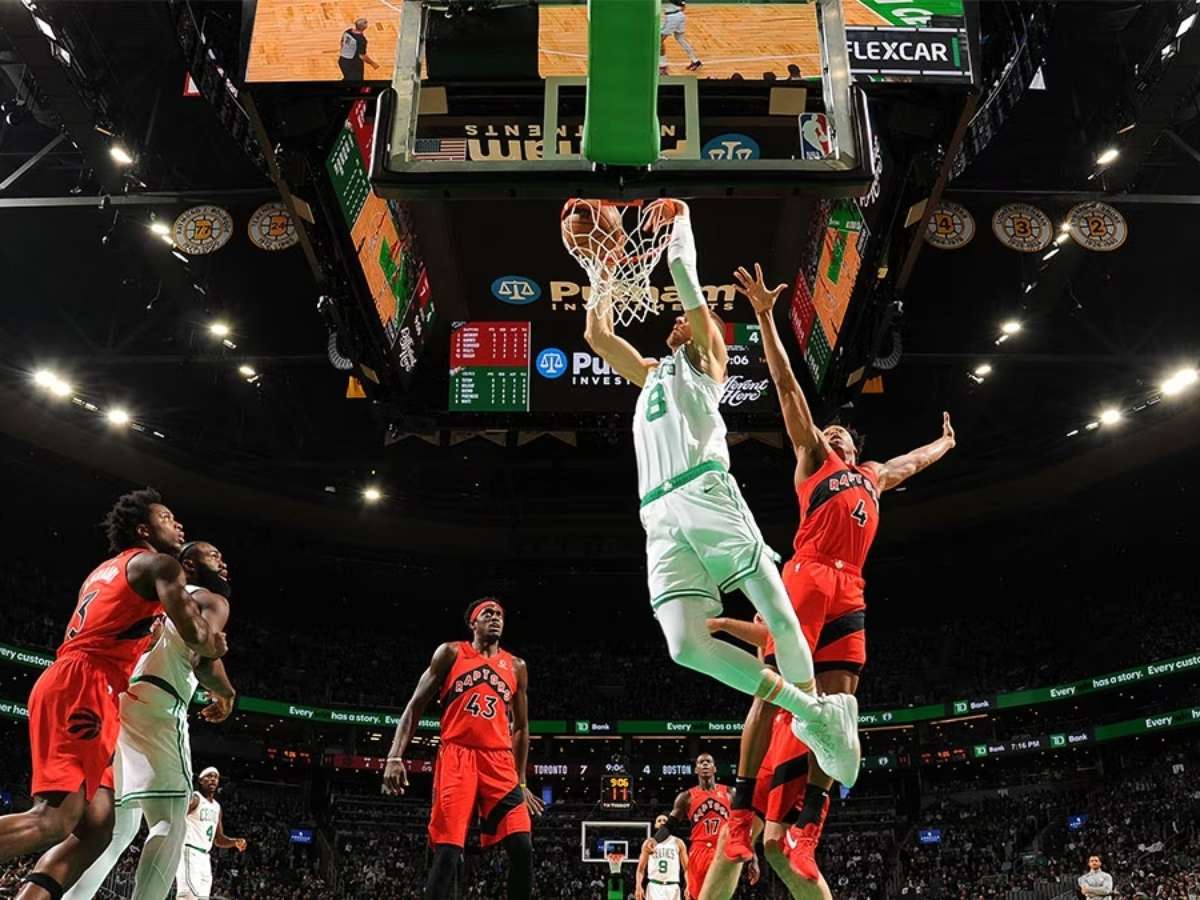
[245,0,404,83]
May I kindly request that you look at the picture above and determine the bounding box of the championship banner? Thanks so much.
[173,205,234,255]
[1066,201,1128,252]
[924,201,975,249]
[991,203,1053,253]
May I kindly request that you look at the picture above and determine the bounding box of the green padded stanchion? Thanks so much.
[582,0,662,166]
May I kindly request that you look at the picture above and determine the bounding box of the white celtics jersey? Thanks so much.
[185,793,221,853]
[633,345,728,498]
[649,837,683,884]
[129,585,201,704]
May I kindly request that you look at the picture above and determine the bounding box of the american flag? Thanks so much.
[411,138,468,161]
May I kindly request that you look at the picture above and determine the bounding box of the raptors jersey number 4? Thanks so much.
[438,641,517,749]
[794,452,880,568]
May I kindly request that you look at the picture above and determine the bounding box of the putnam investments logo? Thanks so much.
[491,275,542,305]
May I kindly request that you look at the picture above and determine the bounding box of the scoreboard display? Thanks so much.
[449,319,772,414]
[600,774,635,810]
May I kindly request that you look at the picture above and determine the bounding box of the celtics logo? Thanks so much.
[924,201,975,249]
[1066,202,1127,251]
[247,202,299,251]
[991,203,1052,253]
[173,205,234,255]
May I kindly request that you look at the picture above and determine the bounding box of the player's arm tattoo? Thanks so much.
[386,642,457,762]
[584,300,657,387]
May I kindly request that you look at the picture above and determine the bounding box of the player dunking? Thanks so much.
[0,489,226,900]
[719,264,956,886]
[580,200,860,793]
[62,540,241,900]
[382,598,543,900]
[646,755,739,900]
[661,1,702,74]
[636,815,688,900]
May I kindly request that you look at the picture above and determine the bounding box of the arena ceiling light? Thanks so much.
[1177,12,1196,37]
[1099,408,1122,426]
[1095,147,1120,166]
[109,143,134,166]
[33,369,72,398]
[208,321,231,338]
[974,363,992,377]
[1162,367,1198,396]
[150,221,170,237]
[1054,233,1070,246]
[1042,246,1061,261]
[362,486,383,503]
[238,365,256,378]
[106,408,130,426]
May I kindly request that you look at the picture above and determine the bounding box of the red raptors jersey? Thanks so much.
[438,641,517,750]
[687,784,731,845]
[793,452,880,568]
[58,549,161,676]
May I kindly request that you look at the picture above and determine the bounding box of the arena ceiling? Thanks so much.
[1,0,1199,551]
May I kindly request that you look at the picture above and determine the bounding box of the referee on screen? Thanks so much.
[338,17,379,81]
[1078,854,1113,898]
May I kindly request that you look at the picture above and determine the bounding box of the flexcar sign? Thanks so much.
[491,275,542,305]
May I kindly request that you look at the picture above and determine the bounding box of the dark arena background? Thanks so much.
[1,1,1199,899]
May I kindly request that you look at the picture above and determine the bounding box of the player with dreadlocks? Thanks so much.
[0,489,227,900]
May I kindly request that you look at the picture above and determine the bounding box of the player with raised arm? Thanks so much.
[577,199,861,795]
[62,540,240,900]
[381,598,543,900]
[718,264,956,884]
[0,490,226,900]
[174,768,246,900]
[636,815,688,900]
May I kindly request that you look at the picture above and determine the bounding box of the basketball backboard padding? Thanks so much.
[370,0,876,201]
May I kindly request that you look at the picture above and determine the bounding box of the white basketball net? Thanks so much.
[606,851,626,875]
[561,199,675,327]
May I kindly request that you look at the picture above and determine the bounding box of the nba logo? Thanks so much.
[798,113,833,160]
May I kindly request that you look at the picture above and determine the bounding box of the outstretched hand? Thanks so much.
[941,411,956,447]
[733,263,788,314]
[381,758,409,796]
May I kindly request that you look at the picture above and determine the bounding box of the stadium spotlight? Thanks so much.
[106,408,130,426]
[1178,12,1196,37]
[1059,222,1070,233]
[1162,367,1198,396]
[238,365,256,378]
[1042,247,1061,261]
[1099,408,1121,426]
[362,486,383,503]
[150,221,170,236]
[33,369,72,397]
[1096,147,1119,166]
[974,363,992,377]
[1001,320,1022,335]
[109,143,134,166]
[208,321,231,338]
[1054,233,1070,246]
[1085,421,1100,431]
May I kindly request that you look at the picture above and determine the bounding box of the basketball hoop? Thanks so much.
[605,850,627,875]
[561,198,679,327]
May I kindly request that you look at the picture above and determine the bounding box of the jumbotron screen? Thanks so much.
[324,100,435,383]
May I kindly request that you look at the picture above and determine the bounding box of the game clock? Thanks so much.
[600,774,634,810]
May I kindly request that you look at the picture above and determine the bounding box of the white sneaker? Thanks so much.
[790,693,861,788]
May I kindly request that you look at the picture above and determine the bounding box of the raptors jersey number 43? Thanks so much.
[438,641,518,749]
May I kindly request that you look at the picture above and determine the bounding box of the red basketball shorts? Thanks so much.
[752,709,810,825]
[686,838,718,900]
[27,653,124,801]
[428,742,531,848]
[775,552,867,674]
